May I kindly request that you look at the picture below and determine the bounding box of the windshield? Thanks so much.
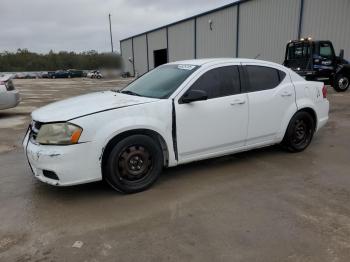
[121,64,199,99]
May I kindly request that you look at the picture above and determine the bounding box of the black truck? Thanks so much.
[283,38,350,92]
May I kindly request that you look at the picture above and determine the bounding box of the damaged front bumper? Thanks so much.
[23,129,102,186]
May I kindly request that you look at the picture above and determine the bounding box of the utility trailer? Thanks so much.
[283,38,350,92]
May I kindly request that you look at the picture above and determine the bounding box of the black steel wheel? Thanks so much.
[334,74,349,92]
[104,135,163,193]
[282,111,315,153]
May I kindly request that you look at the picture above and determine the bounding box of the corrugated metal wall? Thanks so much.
[238,0,300,63]
[302,0,350,60]
[133,35,148,76]
[120,39,134,76]
[168,20,195,62]
[147,28,167,69]
[196,6,237,58]
[121,0,350,74]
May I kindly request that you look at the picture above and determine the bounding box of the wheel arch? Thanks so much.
[279,106,318,143]
[337,64,350,77]
[297,107,317,131]
[101,129,170,176]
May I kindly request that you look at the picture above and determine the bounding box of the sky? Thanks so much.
[0,0,235,54]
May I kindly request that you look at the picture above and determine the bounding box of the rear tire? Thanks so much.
[334,74,349,92]
[104,135,163,193]
[282,111,315,153]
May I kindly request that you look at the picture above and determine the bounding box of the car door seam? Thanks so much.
[172,99,178,161]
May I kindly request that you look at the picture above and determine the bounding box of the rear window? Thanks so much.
[3,80,14,91]
[245,65,285,92]
[287,43,312,59]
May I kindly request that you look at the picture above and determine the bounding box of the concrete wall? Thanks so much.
[147,28,167,70]
[168,19,195,62]
[196,6,237,58]
[133,35,148,76]
[302,0,350,60]
[120,39,134,76]
[238,0,300,63]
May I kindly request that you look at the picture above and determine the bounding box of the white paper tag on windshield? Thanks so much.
[178,65,196,70]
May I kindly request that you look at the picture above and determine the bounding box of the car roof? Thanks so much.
[168,58,283,68]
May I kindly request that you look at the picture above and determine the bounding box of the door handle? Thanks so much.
[230,99,246,105]
[280,91,292,97]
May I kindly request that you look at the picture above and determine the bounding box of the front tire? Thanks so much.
[282,111,315,153]
[104,135,163,193]
[334,74,349,92]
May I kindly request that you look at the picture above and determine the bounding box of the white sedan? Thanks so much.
[0,75,20,110]
[23,59,329,193]
[87,70,103,79]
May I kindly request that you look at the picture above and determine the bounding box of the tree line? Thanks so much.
[0,49,122,72]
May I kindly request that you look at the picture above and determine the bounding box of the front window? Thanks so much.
[121,64,199,99]
[319,42,334,58]
[186,66,241,99]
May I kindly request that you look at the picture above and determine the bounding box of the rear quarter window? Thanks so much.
[245,65,286,92]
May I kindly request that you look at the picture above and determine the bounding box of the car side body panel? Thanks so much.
[72,99,176,165]
[293,80,329,131]
[241,62,298,146]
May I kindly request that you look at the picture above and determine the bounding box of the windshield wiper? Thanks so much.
[120,90,142,97]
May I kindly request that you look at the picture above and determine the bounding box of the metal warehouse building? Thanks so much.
[120,0,350,76]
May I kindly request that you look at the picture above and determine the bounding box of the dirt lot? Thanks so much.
[1,78,350,262]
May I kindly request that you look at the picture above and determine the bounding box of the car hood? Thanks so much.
[32,91,158,122]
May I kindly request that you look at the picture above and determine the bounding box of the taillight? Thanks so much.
[322,85,327,99]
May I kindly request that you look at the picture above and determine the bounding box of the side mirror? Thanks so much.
[339,49,344,59]
[181,90,208,104]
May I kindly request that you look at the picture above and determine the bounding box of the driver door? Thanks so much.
[175,64,249,163]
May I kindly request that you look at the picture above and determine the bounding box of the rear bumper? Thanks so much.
[316,100,329,132]
[23,129,102,186]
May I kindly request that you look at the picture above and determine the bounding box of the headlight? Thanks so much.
[36,122,82,145]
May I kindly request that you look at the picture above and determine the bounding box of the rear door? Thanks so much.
[175,64,248,162]
[241,63,297,146]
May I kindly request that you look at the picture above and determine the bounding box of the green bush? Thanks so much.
[0,49,122,72]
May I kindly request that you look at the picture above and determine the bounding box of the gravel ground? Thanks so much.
[0,79,350,262]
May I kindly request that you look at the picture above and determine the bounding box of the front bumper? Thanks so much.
[23,129,102,186]
[0,90,20,110]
